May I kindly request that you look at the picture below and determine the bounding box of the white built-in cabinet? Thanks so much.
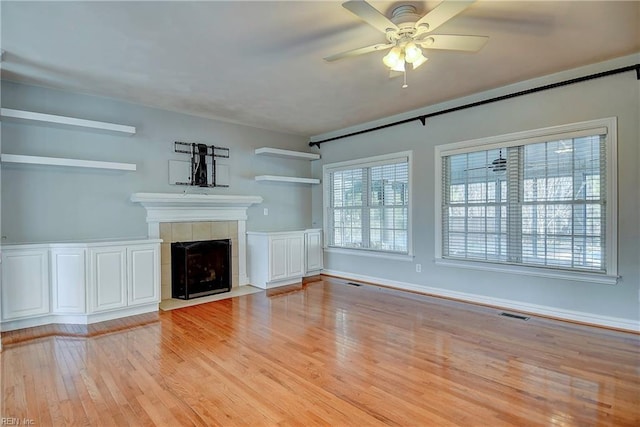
[304,229,323,275]
[89,246,128,312]
[247,229,322,289]
[1,248,50,320]
[51,248,87,314]
[270,233,305,282]
[0,239,160,331]
[127,244,160,306]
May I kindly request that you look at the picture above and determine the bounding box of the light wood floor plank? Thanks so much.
[1,277,638,426]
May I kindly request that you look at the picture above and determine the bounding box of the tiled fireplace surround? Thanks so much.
[130,193,264,301]
[159,221,239,299]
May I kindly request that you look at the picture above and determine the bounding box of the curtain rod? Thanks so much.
[309,63,640,147]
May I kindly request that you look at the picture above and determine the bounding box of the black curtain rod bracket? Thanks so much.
[309,63,639,147]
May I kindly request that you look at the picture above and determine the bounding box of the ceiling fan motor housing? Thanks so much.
[391,5,421,25]
[386,5,426,43]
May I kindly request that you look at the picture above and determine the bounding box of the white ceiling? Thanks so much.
[2,1,639,138]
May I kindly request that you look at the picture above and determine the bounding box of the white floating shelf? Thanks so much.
[0,108,136,135]
[255,175,320,184]
[1,154,136,171]
[255,147,320,160]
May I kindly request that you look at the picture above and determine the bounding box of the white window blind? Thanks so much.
[326,155,410,254]
[440,123,614,275]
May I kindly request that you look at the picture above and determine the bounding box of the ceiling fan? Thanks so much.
[324,0,488,87]
[465,150,507,173]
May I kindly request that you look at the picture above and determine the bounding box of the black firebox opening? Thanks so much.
[171,239,231,300]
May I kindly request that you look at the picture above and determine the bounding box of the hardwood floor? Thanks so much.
[2,277,638,426]
[0,312,161,346]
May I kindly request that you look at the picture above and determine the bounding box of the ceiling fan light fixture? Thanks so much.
[390,52,406,72]
[382,46,402,68]
[412,53,428,69]
[404,42,422,63]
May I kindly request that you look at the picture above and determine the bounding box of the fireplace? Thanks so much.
[130,193,264,299]
[171,239,231,299]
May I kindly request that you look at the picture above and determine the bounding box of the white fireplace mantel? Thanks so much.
[131,192,263,287]
[131,192,263,224]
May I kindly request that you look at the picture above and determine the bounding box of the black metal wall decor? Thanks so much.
[174,141,230,187]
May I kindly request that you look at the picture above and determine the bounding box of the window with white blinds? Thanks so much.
[324,152,411,255]
[436,118,617,279]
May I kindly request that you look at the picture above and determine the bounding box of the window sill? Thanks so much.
[435,258,619,285]
[325,247,414,262]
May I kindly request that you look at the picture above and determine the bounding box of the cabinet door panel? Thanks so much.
[1,250,50,320]
[90,248,127,312]
[269,237,288,281]
[305,231,323,272]
[287,235,304,277]
[51,249,86,313]
[128,245,159,306]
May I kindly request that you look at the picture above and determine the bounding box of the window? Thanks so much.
[435,118,617,283]
[324,152,411,256]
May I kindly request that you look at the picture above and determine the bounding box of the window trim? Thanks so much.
[434,118,618,284]
[323,151,413,258]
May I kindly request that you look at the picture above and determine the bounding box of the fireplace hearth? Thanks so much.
[171,239,231,299]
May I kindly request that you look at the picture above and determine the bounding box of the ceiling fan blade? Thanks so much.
[342,0,399,34]
[419,35,488,52]
[416,0,475,33]
[324,43,392,62]
[389,70,403,79]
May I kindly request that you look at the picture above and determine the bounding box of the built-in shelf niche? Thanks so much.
[0,108,136,135]
[1,154,136,171]
[254,147,320,184]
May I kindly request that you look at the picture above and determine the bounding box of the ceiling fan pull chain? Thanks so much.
[402,70,408,89]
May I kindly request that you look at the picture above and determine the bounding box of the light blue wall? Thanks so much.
[311,55,640,324]
[1,81,317,243]
[3,55,638,326]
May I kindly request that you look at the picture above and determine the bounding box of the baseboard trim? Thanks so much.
[0,304,159,332]
[253,276,303,290]
[321,269,639,334]
[85,304,159,324]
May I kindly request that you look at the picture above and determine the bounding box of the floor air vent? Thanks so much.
[500,312,530,321]
[346,282,362,287]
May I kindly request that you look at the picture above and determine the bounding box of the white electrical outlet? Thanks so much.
[263,208,269,216]
[416,263,422,273]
